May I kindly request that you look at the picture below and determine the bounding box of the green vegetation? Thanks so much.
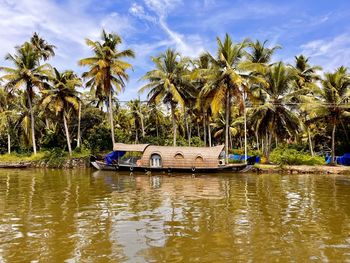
[0,31,349,167]
[270,147,324,166]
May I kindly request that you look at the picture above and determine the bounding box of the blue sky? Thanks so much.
[0,0,349,100]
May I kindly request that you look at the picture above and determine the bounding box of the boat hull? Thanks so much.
[91,161,251,173]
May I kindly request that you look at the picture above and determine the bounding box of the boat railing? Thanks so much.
[118,156,141,165]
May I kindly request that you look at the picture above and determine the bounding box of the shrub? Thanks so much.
[270,147,324,166]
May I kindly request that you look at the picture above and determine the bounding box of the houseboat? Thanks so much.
[91,143,251,173]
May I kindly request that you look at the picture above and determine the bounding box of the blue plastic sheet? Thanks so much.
[105,151,125,165]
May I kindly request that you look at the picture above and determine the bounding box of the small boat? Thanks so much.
[91,143,252,173]
[0,162,30,168]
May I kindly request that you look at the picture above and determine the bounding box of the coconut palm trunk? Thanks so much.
[141,115,145,138]
[108,90,115,145]
[225,90,230,163]
[184,108,190,145]
[77,101,81,148]
[171,103,177,146]
[208,123,212,147]
[307,127,314,157]
[331,121,336,164]
[27,92,37,155]
[63,113,72,156]
[203,112,207,146]
[7,133,11,154]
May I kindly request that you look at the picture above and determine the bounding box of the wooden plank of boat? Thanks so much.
[91,161,252,173]
[0,162,30,168]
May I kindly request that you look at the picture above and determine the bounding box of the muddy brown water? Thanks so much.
[0,169,349,262]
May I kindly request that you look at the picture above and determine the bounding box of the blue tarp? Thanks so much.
[228,154,260,163]
[105,151,125,165]
[325,153,350,166]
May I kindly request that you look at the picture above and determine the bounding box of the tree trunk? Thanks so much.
[197,123,200,138]
[225,91,230,163]
[203,112,207,146]
[208,123,212,147]
[108,90,115,146]
[63,113,72,156]
[331,122,336,164]
[27,92,37,154]
[77,101,81,148]
[184,108,190,146]
[307,127,314,157]
[189,121,192,146]
[255,132,259,151]
[171,103,177,146]
[7,133,11,154]
[141,115,145,138]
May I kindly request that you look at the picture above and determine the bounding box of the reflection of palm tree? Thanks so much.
[79,30,134,145]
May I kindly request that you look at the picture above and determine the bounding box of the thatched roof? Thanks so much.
[113,143,149,152]
[141,145,225,168]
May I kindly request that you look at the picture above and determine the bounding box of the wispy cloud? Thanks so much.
[0,0,134,70]
[129,0,205,57]
[301,34,350,71]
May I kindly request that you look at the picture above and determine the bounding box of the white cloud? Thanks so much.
[129,0,205,57]
[0,0,134,70]
[300,34,350,71]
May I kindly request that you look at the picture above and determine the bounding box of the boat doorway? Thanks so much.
[150,154,162,168]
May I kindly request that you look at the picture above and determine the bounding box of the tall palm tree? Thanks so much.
[30,32,56,61]
[140,49,192,146]
[292,55,321,156]
[0,42,51,154]
[246,40,281,64]
[308,67,350,164]
[250,62,300,160]
[127,99,146,143]
[41,69,81,156]
[200,34,261,162]
[0,87,16,154]
[79,30,135,146]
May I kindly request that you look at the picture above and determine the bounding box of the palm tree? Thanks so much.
[79,30,135,146]
[199,34,260,162]
[127,99,146,143]
[0,42,51,154]
[292,55,321,156]
[250,62,300,160]
[0,87,16,154]
[140,49,192,146]
[246,40,281,64]
[308,67,350,164]
[30,32,56,61]
[41,69,81,156]
[148,104,165,139]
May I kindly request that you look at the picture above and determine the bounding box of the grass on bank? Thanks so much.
[0,147,91,167]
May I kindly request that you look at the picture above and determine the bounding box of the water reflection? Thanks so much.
[0,169,349,262]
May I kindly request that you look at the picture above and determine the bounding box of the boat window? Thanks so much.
[195,156,204,163]
[150,154,162,167]
[174,153,184,159]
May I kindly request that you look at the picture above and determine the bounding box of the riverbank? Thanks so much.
[254,164,350,174]
[0,152,91,168]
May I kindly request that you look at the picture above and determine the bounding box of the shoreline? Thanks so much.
[254,164,350,175]
[0,159,350,174]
